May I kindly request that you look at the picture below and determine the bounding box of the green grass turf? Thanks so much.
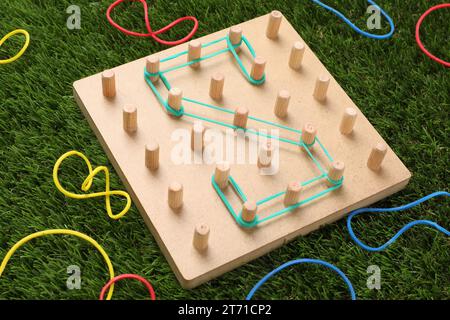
[0,0,448,300]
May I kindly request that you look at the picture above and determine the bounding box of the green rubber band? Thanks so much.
[316,137,334,162]
[162,46,232,74]
[159,36,228,64]
[326,175,344,185]
[301,142,326,175]
[229,175,247,202]
[226,36,265,85]
[211,175,241,222]
[144,33,343,228]
[302,173,328,186]
[183,97,235,115]
[185,112,237,130]
[258,174,327,207]
[212,172,343,228]
[160,73,172,90]
[302,138,316,148]
[245,128,301,147]
[237,212,259,227]
[257,190,286,206]
[248,115,302,134]
[155,35,265,85]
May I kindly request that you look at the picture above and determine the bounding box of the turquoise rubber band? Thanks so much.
[229,175,247,202]
[257,183,342,224]
[301,142,326,174]
[226,36,265,85]
[316,137,334,162]
[144,33,342,228]
[326,175,344,186]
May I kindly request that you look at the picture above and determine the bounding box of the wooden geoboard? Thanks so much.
[73,12,411,288]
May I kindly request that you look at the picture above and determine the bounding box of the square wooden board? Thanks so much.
[73,12,411,288]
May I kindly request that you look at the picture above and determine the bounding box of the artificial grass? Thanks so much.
[0,0,448,300]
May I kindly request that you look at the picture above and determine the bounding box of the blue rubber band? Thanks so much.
[347,191,450,252]
[311,0,395,40]
[246,258,356,300]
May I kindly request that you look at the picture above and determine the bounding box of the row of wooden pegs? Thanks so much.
[119,100,387,176]
[102,13,327,111]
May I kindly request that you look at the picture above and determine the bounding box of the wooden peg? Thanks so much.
[145,142,159,171]
[188,40,202,68]
[327,161,345,186]
[214,162,230,189]
[209,72,225,100]
[168,87,183,114]
[313,74,330,101]
[250,56,266,81]
[241,200,257,223]
[123,105,137,133]
[266,10,282,39]
[233,106,249,129]
[193,223,210,251]
[102,70,116,98]
[301,123,316,146]
[258,140,274,168]
[191,121,205,151]
[146,56,160,83]
[168,182,183,210]
[367,143,387,171]
[273,90,291,118]
[289,41,305,69]
[283,181,302,207]
[340,108,357,135]
[228,26,243,52]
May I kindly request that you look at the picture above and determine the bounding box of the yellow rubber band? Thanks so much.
[0,229,115,300]
[53,151,131,220]
[0,29,30,64]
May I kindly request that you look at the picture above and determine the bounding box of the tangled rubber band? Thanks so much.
[310,0,395,39]
[347,191,450,252]
[53,150,131,220]
[0,229,116,300]
[246,258,356,300]
[0,29,30,64]
[415,4,450,67]
[99,274,156,300]
[106,0,199,46]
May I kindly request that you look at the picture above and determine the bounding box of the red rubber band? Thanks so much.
[415,4,450,67]
[106,0,199,46]
[99,274,156,300]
